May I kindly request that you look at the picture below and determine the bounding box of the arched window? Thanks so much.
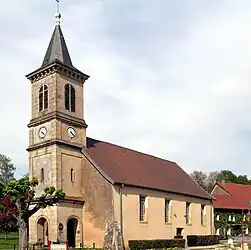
[41,168,44,182]
[39,85,48,112]
[65,84,75,112]
[70,168,74,182]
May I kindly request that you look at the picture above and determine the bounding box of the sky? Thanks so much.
[1,0,251,178]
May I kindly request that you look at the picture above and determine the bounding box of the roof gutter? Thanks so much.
[210,202,213,235]
[115,182,214,201]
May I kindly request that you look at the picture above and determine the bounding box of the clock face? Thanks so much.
[67,127,76,139]
[38,127,47,139]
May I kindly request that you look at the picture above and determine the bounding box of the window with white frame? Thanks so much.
[201,205,206,225]
[186,202,191,224]
[164,199,171,223]
[139,195,147,222]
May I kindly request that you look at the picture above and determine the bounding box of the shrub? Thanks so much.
[128,239,185,249]
[187,235,221,247]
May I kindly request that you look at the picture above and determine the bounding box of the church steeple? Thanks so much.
[41,11,73,68]
[26,7,89,83]
[26,4,89,138]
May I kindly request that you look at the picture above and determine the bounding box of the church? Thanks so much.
[26,9,214,249]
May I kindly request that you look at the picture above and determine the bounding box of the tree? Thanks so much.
[0,221,13,240]
[0,176,65,250]
[220,170,238,183]
[0,183,17,239]
[190,169,251,193]
[236,175,250,185]
[22,173,29,179]
[0,154,16,185]
[190,171,208,191]
[206,171,222,192]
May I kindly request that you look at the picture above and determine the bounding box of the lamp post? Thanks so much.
[242,209,244,250]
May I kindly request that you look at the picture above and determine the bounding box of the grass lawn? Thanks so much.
[0,232,18,249]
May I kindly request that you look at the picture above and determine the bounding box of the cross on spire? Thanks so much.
[55,0,61,25]
[56,0,60,12]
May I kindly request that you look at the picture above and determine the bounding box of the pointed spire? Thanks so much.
[26,1,90,82]
[41,4,73,68]
[41,25,73,68]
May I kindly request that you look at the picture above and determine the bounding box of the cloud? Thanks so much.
[1,0,251,179]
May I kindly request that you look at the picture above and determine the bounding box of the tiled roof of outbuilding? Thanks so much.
[212,182,251,209]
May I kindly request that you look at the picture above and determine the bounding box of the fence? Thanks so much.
[232,235,251,242]
[0,232,18,250]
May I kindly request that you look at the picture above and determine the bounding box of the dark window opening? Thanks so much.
[186,202,190,224]
[65,84,70,110]
[201,204,205,225]
[41,168,44,182]
[176,228,183,237]
[39,92,43,112]
[70,87,76,112]
[44,86,48,109]
[70,168,74,182]
[65,84,75,112]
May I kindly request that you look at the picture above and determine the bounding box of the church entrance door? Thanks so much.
[67,218,78,247]
[37,217,49,246]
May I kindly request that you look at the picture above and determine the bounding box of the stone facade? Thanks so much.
[27,66,115,247]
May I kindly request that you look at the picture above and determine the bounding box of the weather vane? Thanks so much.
[55,0,61,25]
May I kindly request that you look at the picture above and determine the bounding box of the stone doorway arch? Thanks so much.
[37,217,49,246]
[67,218,78,247]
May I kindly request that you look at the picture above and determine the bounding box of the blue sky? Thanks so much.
[1,0,251,178]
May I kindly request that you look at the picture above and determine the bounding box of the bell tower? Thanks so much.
[27,11,89,151]
[27,7,88,245]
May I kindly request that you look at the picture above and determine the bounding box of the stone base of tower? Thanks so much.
[29,199,84,248]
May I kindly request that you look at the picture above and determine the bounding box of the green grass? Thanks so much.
[0,232,18,249]
[233,243,251,250]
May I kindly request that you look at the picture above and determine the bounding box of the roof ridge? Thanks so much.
[227,182,251,186]
[87,136,176,164]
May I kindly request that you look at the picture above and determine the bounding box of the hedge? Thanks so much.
[187,235,221,247]
[128,239,185,249]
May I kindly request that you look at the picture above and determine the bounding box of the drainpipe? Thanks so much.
[119,184,124,249]
[210,202,213,235]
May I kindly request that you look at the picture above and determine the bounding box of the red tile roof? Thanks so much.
[86,137,213,200]
[213,182,251,209]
